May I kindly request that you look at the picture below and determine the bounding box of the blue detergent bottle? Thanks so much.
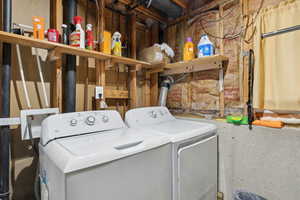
[197,34,214,57]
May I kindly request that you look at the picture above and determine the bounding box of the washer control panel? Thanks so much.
[41,110,126,146]
[125,106,175,127]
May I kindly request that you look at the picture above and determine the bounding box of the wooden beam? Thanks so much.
[117,0,167,23]
[150,73,158,106]
[219,6,225,117]
[50,0,62,30]
[242,0,251,115]
[144,71,151,106]
[95,60,106,86]
[162,56,228,76]
[50,52,62,110]
[171,0,187,9]
[105,90,129,99]
[97,0,105,51]
[129,65,139,108]
[80,57,89,111]
[130,12,137,59]
[77,0,168,24]
[0,0,2,31]
[169,0,236,26]
[50,0,63,111]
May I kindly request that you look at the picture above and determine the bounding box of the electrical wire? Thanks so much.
[202,5,236,23]
[199,18,241,40]
[242,0,264,43]
[192,0,264,41]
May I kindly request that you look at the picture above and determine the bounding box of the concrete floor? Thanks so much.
[179,117,300,200]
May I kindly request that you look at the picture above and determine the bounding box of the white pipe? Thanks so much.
[34,48,49,108]
[16,44,32,109]
[13,23,33,30]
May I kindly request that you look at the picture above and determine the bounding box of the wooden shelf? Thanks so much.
[162,55,228,76]
[144,55,228,117]
[0,31,151,67]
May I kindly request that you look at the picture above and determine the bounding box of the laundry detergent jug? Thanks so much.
[197,34,214,57]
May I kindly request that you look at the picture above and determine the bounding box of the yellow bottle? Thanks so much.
[183,37,195,61]
[113,41,122,56]
[101,31,111,54]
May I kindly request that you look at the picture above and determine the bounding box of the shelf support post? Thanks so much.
[50,0,63,111]
[130,64,139,108]
[144,71,151,106]
[219,62,225,117]
[150,73,158,106]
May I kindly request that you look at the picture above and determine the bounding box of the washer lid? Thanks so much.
[125,107,217,142]
[42,127,170,173]
[41,110,126,146]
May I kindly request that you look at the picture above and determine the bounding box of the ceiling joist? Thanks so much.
[113,0,168,23]
[171,0,187,9]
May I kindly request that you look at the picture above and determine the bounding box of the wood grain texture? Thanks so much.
[0,31,151,67]
[163,55,228,76]
[150,73,158,106]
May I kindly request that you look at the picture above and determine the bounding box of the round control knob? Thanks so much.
[86,116,96,126]
[70,119,78,126]
[102,115,109,123]
[159,110,164,116]
[149,111,157,118]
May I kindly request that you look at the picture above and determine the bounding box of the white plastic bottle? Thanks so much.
[70,16,85,48]
[197,34,214,58]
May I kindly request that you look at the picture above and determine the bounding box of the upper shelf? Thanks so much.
[162,55,229,76]
[0,31,151,67]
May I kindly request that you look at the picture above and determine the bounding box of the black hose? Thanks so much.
[0,0,12,199]
[247,49,255,130]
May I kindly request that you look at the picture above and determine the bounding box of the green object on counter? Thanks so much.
[226,116,248,125]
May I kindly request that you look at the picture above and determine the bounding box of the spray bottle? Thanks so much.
[61,24,68,44]
[70,16,85,48]
[111,32,122,56]
[86,24,94,50]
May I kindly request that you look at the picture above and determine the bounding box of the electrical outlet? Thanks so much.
[95,86,104,99]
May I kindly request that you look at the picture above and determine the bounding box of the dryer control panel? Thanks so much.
[41,110,126,146]
[125,106,175,127]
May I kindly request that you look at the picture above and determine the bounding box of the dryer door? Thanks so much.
[178,136,217,200]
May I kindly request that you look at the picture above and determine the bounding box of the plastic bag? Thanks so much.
[234,190,267,200]
[138,43,174,64]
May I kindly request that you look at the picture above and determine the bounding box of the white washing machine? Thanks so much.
[39,110,172,200]
[125,106,218,200]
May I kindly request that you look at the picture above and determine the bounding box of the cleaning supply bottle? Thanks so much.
[197,34,214,57]
[183,37,195,61]
[111,32,122,56]
[32,16,45,40]
[69,16,85,48]
[85,24,94,50]
[102,31,112,54]
[61,24,68,44]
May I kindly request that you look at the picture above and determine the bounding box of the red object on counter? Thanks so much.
[47,29,59,42]
[85,24,94,50]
